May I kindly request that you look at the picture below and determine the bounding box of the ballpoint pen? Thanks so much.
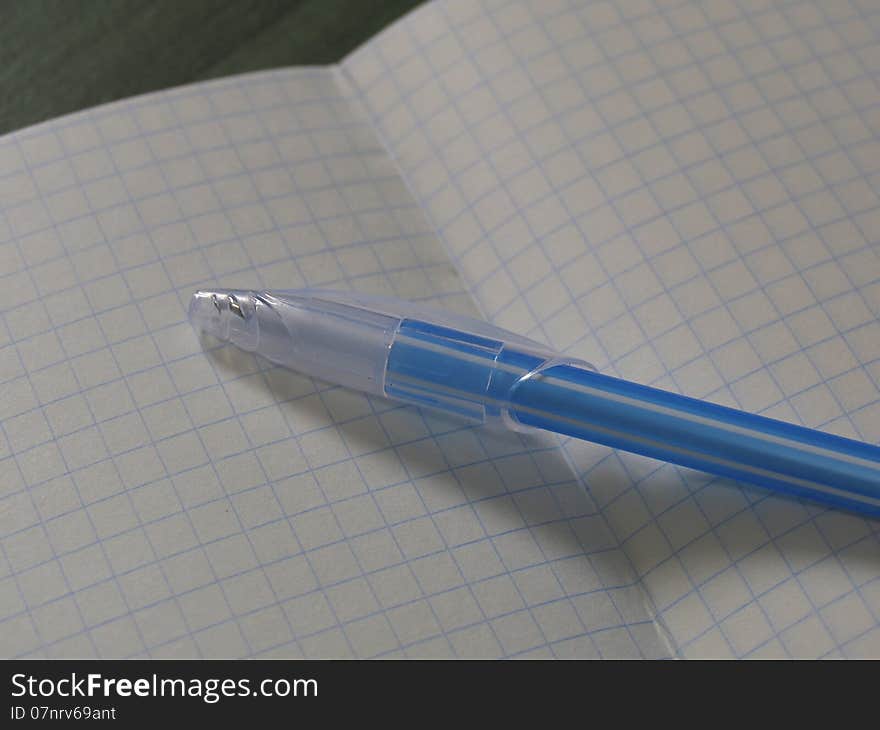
[189,288,880,517]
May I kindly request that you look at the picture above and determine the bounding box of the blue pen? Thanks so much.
[190,288,880,517]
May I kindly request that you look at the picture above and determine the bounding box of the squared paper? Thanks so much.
[1,0,879,658]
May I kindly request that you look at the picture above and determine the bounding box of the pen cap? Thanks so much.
[189,287,584,427]
[189,289,400,396]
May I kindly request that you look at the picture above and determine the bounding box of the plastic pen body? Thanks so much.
[190,288,880,517]
[387,319,880,514]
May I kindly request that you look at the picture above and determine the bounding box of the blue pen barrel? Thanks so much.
[508,365,880,515]
[386,318,880,516]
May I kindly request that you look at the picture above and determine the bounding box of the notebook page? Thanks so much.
[0,65,662,658]
[345,0,880,657]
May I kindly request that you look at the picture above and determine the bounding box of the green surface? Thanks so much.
[0,0,422,135]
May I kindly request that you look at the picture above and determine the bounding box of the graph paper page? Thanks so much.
[345,0,880,657]
[0,62,662,658]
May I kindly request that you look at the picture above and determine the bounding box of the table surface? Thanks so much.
[0,0,422,136]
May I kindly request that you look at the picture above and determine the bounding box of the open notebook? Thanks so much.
[1,0,878,659]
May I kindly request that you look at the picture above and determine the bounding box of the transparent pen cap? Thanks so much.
[189,288,580,426]
[189,289,402,395]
